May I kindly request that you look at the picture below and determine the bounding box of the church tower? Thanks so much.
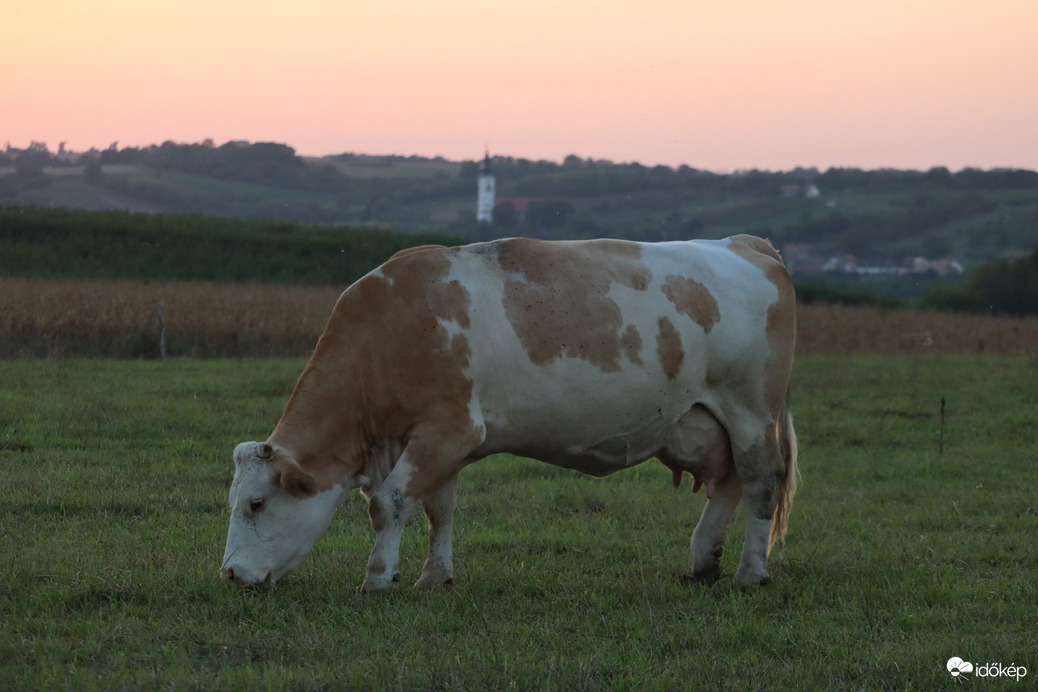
[476,150,495,223]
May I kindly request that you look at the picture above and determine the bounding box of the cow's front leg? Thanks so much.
[415,474,458,589]
[690,471,742,583]
[362,464,417,593]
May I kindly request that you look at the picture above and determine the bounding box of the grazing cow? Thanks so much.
[221,235,798,592]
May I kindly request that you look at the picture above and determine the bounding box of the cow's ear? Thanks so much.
[280,464,318,498]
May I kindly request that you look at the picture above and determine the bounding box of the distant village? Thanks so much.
[476,155,967,281]
[782,243,964,279]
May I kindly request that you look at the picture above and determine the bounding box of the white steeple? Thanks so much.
[476,150,495,223]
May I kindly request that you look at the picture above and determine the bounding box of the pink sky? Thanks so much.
[4,0,1037,171]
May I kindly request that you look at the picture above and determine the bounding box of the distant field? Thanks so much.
[0,355,1034,689]
[1,277,1036,358]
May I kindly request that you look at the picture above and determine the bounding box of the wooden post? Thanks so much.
[158,305,167,360]
[938,397,946,455]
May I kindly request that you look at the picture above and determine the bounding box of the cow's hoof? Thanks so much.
[735,567,771,591]
[415,574,454,590]
[360,575,396,594]
[689,563,722,584]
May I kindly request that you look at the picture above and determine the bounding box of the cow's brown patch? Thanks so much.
[621,324,644,365]
[656,316,684,380]
[270,246,482,493]
[661,275,720,332]
[385,244,448,262]
[497,238,652,372]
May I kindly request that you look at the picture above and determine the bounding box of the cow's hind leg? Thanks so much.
[690,471,742,583]
[730,423,783,590]
[415,474,458,589]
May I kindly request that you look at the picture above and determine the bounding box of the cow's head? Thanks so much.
[221,441,349,587]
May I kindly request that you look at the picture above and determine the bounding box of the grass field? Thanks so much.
[0,354,1035,689]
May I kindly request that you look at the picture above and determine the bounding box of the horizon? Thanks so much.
[6,138,1038,175]
[4,0,1037,173]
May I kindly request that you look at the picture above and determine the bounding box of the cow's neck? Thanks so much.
[268,350,373,486]
[268,297,410,493]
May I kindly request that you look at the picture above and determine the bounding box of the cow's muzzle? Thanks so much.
[221,566,271,588]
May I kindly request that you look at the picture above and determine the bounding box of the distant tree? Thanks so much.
[818,167,866,191]
[15,142,51,177]
[921,250,1038,315]
[82,158,104,185]
[923,166,952,186]
[967,250,1038,315]
[10,143,52,192]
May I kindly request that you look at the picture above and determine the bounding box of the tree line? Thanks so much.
[919,250,1038,316]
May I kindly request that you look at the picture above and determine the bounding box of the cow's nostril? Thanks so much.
[221,567,236,583]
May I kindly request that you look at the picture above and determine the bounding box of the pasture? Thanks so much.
[0,354,1035,689]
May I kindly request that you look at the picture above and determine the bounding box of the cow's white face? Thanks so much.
[221,442,347,586]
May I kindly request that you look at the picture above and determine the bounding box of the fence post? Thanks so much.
[158,305,167,360]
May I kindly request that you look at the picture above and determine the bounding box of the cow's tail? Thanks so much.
[768,390,798,554]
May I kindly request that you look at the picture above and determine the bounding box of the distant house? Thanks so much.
[780,183,822,199]
[904,257,965,277]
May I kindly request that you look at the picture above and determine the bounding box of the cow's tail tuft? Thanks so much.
[768,391,798,554]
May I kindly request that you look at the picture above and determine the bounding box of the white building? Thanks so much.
[476,151,495,223]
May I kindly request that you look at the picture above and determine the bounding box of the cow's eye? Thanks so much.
[249,498,265,513]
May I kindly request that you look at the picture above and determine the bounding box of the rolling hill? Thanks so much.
[3,141,1036,297]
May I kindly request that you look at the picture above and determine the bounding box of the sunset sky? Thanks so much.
[4,0,1037,171]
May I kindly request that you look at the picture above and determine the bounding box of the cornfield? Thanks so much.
[796,303,1038,355]
[2,277,1036,359]
[0,278,340,359]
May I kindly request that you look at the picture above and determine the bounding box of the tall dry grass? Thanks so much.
[2,277,1036,358]
[796,303,1038,355]
[0,278,340,358]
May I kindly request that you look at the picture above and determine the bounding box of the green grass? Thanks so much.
[1,356,1035,689]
